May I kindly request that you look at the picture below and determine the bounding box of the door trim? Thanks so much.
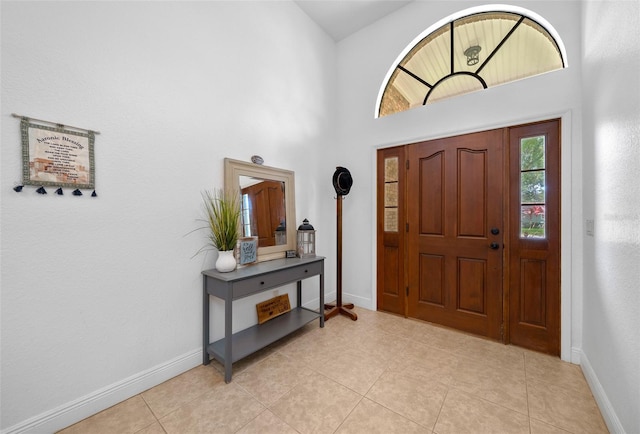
[372,111,574,362]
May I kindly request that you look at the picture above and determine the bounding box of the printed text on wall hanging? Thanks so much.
[20,118,96,191]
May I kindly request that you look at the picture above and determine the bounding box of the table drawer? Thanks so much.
[232,261,322,299]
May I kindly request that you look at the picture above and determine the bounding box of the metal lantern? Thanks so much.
[297,219,316,258]
[274,221,287,245]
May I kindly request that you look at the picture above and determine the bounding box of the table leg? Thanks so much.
[320,269,325,328]
[224,297,233,383]
[203,276,210,365]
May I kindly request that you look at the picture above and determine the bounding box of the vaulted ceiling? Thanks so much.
[294,0,413,41]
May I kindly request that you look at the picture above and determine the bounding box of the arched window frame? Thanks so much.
[375,4,568,118]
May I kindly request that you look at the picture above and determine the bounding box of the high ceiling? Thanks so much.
[294,2,566,117]
[294,0,413,41]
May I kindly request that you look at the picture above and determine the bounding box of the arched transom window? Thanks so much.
[377,7,566,117]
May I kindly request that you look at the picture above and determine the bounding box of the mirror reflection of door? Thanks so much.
[240,179,286,247]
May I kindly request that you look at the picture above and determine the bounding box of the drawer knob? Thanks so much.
[260,281,265,285]
[304,269,308,273]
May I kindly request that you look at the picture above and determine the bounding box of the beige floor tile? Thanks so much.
[353,309,424,339]
[58,395,157,434]
[234,352,313,406]
[159,382,264,434]
[141,364,223,418]
[346,327,411,362]
[277,325,352,366]
[365,370,447,430]
[412,322,476,353]
[387,341,460,386]
[58,309,609,434]
[527,378,608,433]
[134,421,166,434]
[453,337,526,372]
[434,388,530,434]
[309,349,388,395]
[525,350,591,394]
[269,373,362,434]
[236,409,298,434]
[209,343,277,378]
[529,417,573,434]
[336,397,431,433]
[451,356,528,414]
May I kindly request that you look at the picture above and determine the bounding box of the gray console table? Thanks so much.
[202,256,324,382]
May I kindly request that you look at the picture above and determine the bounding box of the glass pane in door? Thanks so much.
[520,136,546,238]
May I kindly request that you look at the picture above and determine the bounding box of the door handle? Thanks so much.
[490,242,500,250]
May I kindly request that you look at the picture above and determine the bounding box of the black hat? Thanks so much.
[332,166,353,196]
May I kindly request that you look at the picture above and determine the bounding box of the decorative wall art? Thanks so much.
[238,237,258,265]
[12,114,99,196]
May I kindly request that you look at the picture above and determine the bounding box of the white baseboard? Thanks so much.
[579,350,626,434]
[307,291,372,311]
[1,349,202,434]
[320,290,336,306]
[571,346,582,364]
[341,291,373,310]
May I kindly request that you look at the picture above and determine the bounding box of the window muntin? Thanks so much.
[378,11,565,117]
[520,136,546,239]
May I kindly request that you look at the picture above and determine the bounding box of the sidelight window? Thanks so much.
[520,136,546,238]
[384,157,399,232]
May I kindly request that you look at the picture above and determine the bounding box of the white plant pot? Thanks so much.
[215,250,237,272]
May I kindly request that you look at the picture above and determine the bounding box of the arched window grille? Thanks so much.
[377,7,567,117]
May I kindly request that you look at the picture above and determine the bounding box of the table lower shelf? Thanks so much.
[207,307,321,364]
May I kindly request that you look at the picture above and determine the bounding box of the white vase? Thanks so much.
[215,250,236,272]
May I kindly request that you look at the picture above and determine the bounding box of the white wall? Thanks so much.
[0,1,336,431]
[333,0,583,359]
[3,0,638,432]
[580,1,640,433]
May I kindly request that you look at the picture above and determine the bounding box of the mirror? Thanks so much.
[224,158,296,262]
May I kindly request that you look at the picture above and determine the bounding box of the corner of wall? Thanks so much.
[579,350,627,434]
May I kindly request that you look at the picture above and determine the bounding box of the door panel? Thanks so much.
[508,120,560,355]
[458,149,487,237]
[376,146,406,315]
[420,152,445,235]
[458,258,486,314]
[407,129,504,340]
[520,258,546,326]
[419,254,445,306]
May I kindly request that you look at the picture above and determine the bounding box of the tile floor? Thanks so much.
[59,308,608,434]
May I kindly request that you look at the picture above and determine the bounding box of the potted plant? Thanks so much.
[201,189,241,272]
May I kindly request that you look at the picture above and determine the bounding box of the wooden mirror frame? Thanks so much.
[224,158,296,262]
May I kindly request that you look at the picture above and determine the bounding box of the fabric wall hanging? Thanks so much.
[12,114,99,196]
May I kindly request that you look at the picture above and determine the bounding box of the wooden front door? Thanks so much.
[406,129,504,340]
[507,120,561,355]
[376,146,407,316]
[376,119,560,354]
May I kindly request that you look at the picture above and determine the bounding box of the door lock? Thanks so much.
[491,228,500,235]
[490,242,500,250]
